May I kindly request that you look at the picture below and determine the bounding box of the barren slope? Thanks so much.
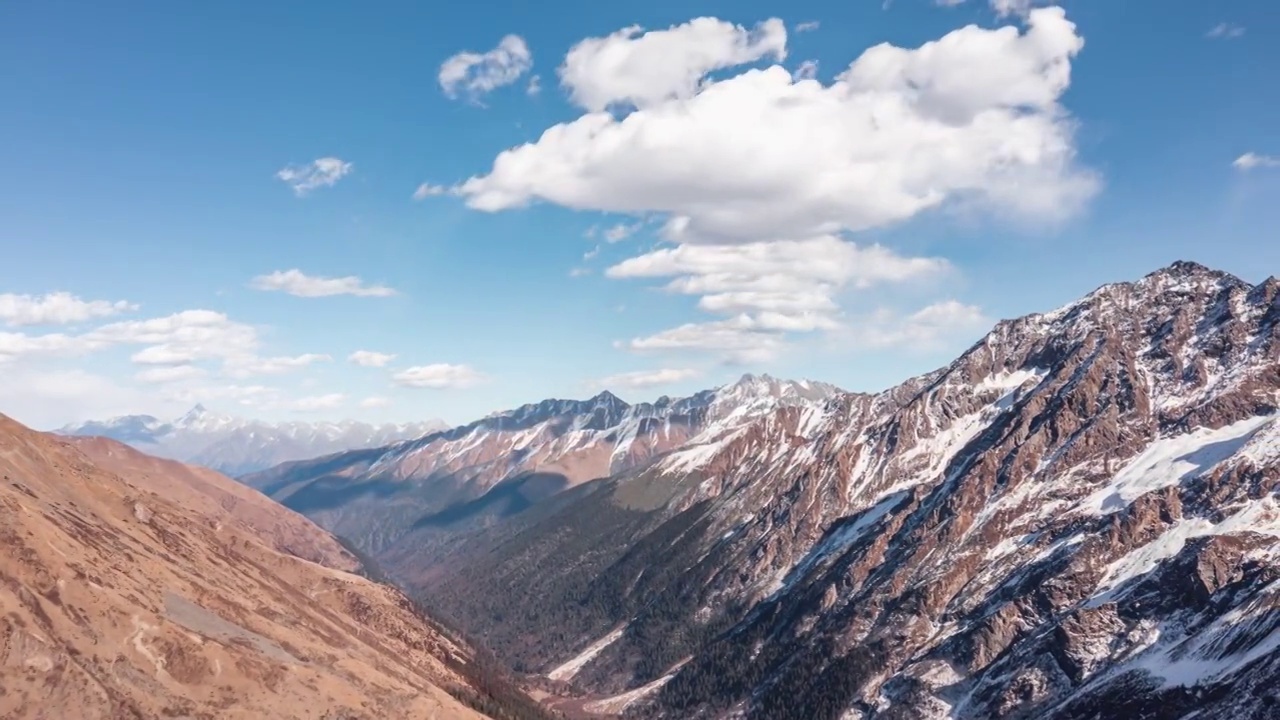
[0,415,517,720]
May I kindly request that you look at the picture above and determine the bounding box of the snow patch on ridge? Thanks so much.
[1080,414,1276,516]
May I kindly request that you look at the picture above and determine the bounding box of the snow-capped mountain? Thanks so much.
[243,374,843,553]
[59,405,447,477]
[403,261,1280,719]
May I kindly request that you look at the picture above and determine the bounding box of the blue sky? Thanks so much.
[1,0,1277,429]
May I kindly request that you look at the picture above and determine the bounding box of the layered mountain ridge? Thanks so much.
[241,374,843,554]
[396,261,1280,719]
[59,405,447,477]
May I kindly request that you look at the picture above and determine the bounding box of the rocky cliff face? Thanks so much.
[243,376,842,554]
[0,416,550,720]
[410,261,1280,719]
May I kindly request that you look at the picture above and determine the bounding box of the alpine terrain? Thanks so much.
[0,415,552,720]
[342,261,1278,719]
[59,405,447,477]
[242,374,842,554]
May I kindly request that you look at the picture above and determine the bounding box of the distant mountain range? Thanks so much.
[58,405,447,477]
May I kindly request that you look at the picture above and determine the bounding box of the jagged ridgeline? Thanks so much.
[261,262,1278,720]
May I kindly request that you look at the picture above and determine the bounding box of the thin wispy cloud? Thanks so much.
[275,157,353,196]
[250,269,397,298]
[794,21,820,32]
[1207,23,1245,40]
[348,350,397,367]
[1233,153,1280,171]
[393,364,487,389]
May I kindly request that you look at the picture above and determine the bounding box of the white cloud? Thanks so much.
[935,0,967,7]
[0,331,88,361]
[990,0,1033,17]
[223,353,331,378]
[527,74,542,96]
[606,237,948,358]
[618,317,785,365]
[795,21,820,33]
[439,35,533,100]
[459,8,1097,243]
[276,157,353,196]
[360,396,393,409]
[250,269,397,298]
[1233,152,1280,171]
[349,350,397,367]
[558,17,787,112]
[603,221,642,243]
[413,182,449,200]
[793,59,819,81]
[292,393,346,413]
[91,310,259,366]
[597,368,701,389]
[0,292,136,327]
[392,364,486,389]
[846,300,989,350]
[134,365,208,384]
[1207,23,1245,40]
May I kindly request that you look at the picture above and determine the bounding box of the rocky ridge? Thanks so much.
[410,261,1280,719]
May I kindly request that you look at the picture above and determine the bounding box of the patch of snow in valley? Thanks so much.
[547,625,627,682]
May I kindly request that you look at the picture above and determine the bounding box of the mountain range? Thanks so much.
[26,260,1280,719]
[58,406,448,477]
[234,261,1280,719]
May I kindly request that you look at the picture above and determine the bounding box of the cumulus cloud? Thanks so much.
[459,8,1097,243]
[1233,152,1280,171]
[439,35,533,100]
[392,364,486,389]
[0,292,136,327]
[597,368,701,389]
[250,269,397,298]
[455,9,1094,363]
[559,17,787,112]
[348,350,397,367]
[276,157,353,196]
[1207,23,1245,40]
